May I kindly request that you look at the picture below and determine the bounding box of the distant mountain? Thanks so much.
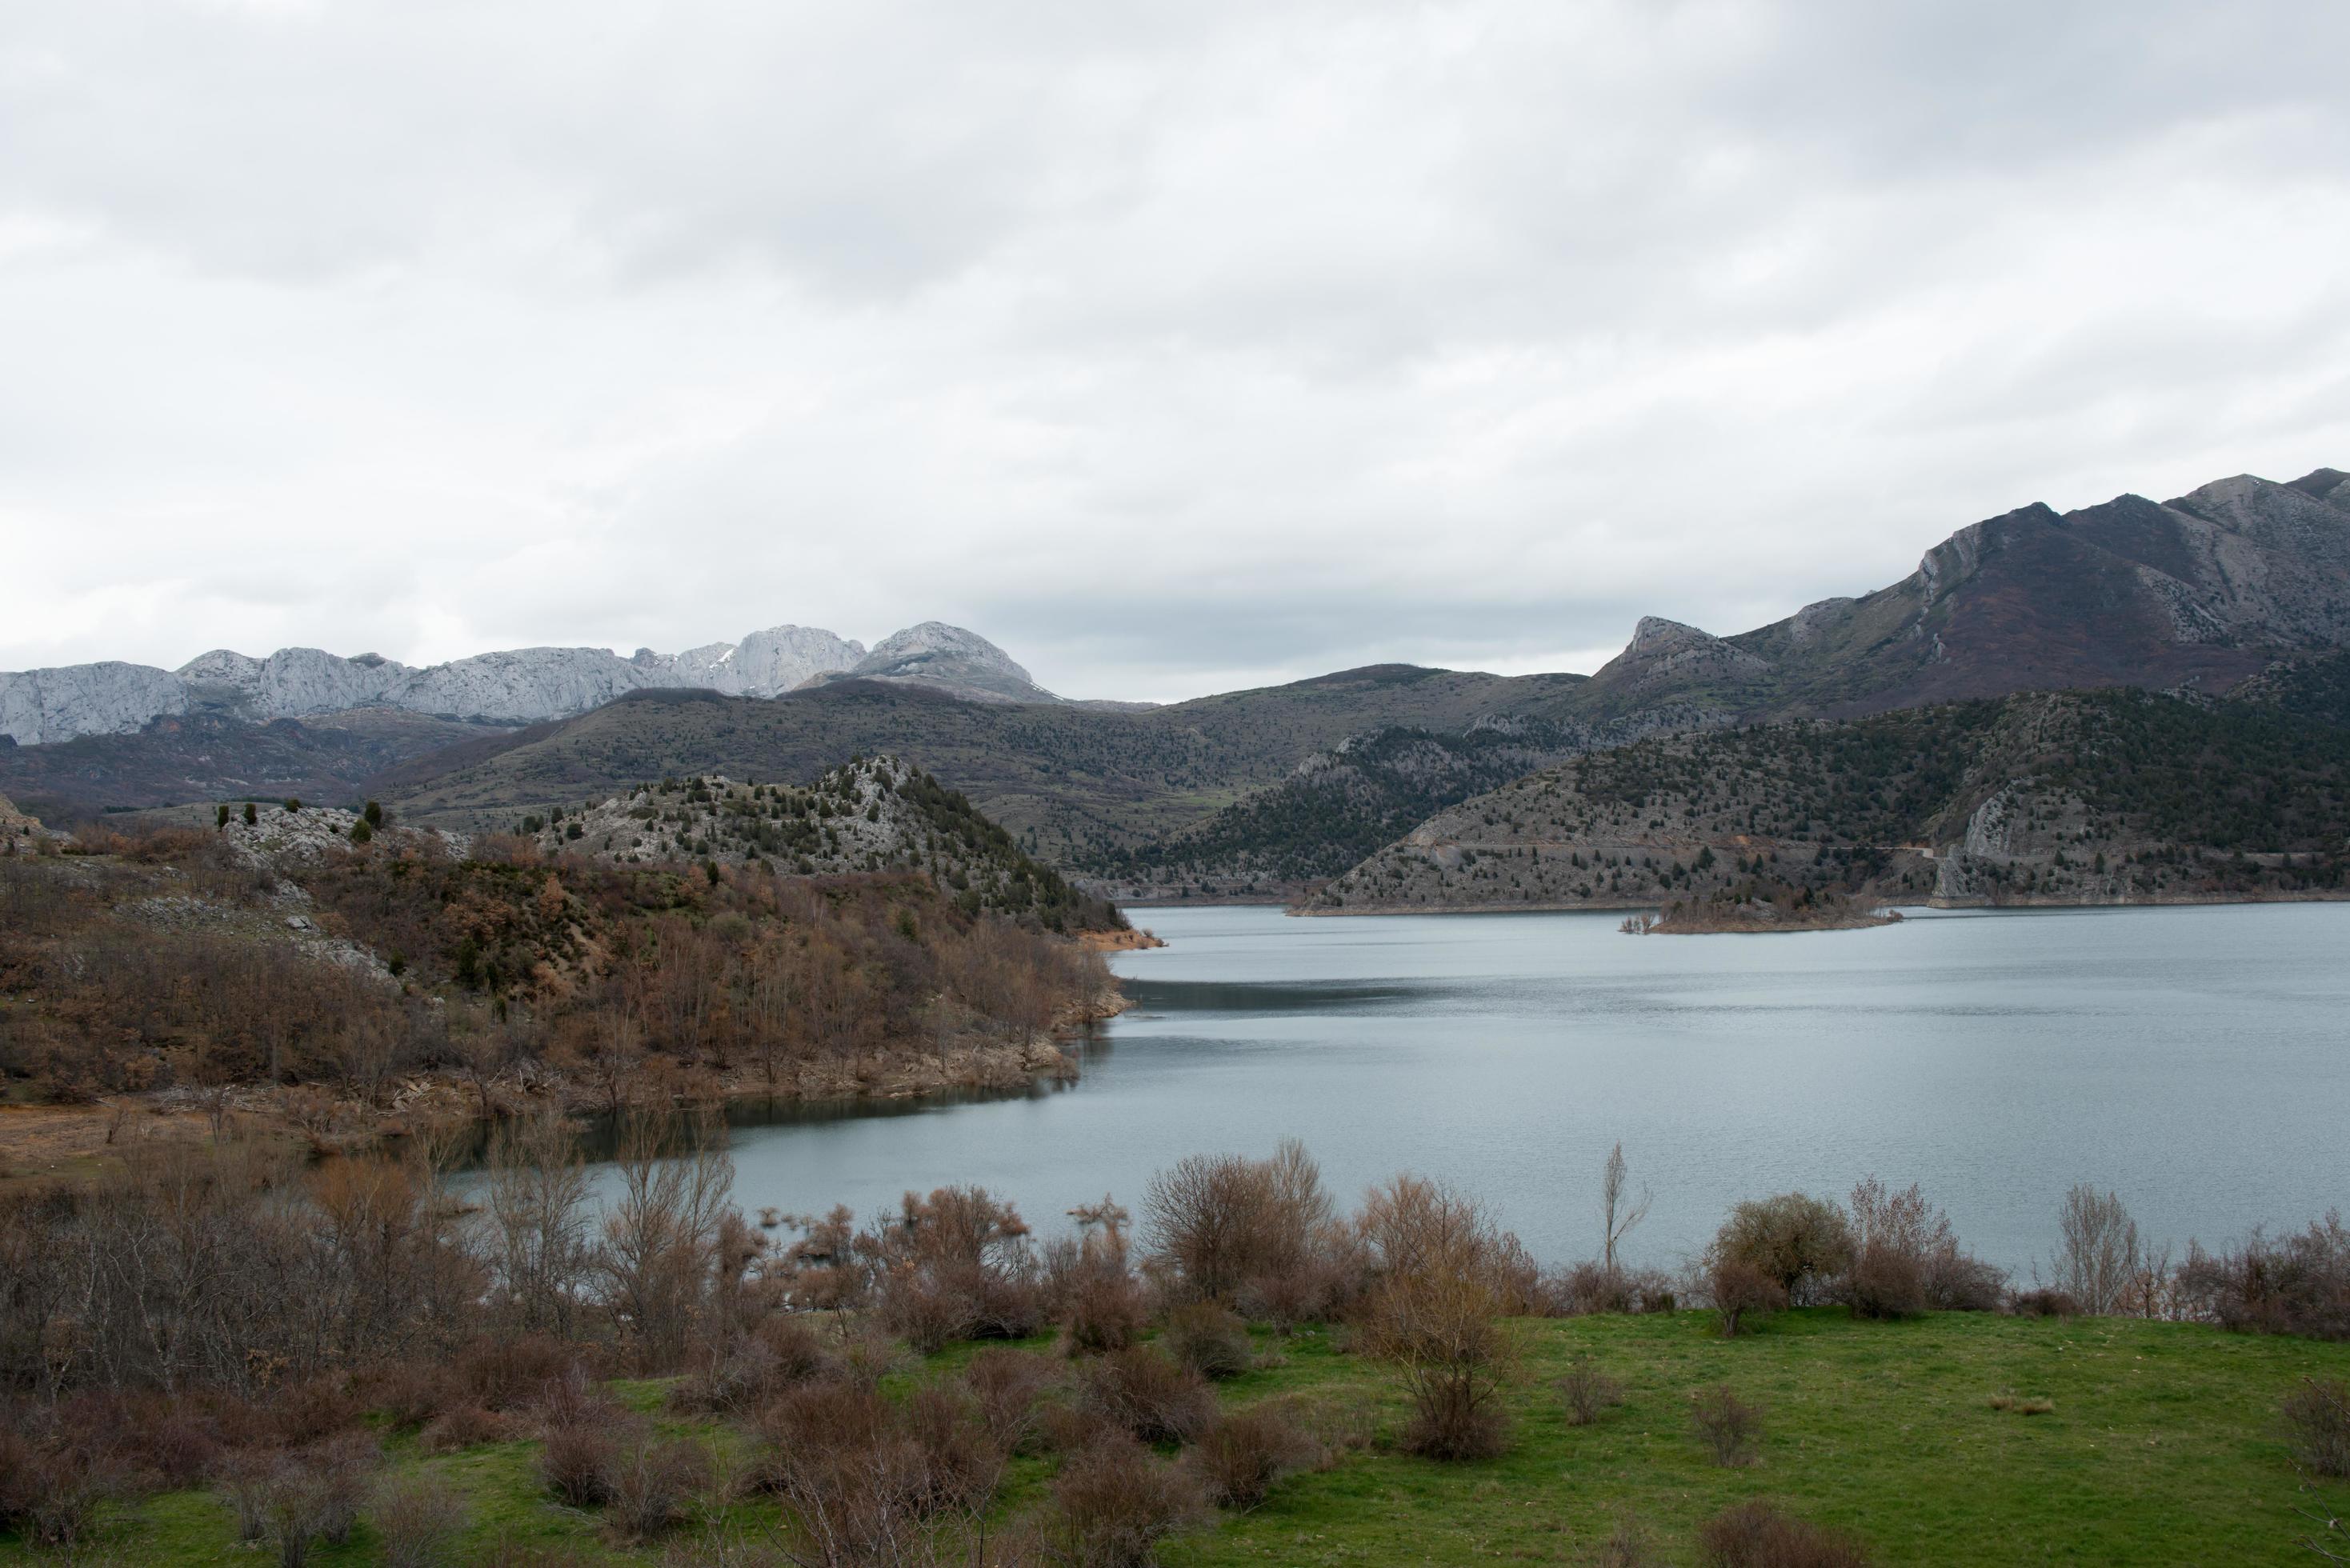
[823,622,1059,705]
[0,622,1024,745]
[1576,468,2350,721]
[1306,687,2350,914]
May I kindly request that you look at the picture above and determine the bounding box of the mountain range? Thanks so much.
[5,465,2344,901]
[0,620,1064,747]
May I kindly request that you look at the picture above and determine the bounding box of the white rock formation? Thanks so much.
[179,646,410,716]
[4,621,1038,742]
[0,661,190,744]
[843,622,1058,703]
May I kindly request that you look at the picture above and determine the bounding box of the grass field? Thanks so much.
[8,1308,2347,1566]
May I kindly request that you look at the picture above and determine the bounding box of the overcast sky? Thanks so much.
[4,1,2348,702]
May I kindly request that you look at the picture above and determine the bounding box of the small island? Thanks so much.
[1624,888,1902,935]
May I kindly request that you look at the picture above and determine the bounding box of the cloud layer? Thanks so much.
[4,0,2348,701]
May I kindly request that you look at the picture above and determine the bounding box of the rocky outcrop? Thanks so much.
[0,662,190,745]
[0,790,52,848]
[381,646,667,724]
[180,647,410,717]
[835,622,1059,704]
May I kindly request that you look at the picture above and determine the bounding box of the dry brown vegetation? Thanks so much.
[0,824,1114,1150]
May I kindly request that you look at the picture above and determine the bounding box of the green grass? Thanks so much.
[9,1310,2347,1565]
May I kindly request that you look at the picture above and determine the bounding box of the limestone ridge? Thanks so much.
[0,622,1043,744]
[824,622,1061,705]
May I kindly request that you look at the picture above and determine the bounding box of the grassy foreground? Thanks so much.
[7,1308,2346,1566]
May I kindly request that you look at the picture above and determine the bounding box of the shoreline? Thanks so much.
[1291,888,2350,918]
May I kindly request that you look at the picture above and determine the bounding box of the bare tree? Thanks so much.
[1599,1142,1651,1275]
[2054,1185,2144,1316]
[599,1110,738,1369]
[483,1110,595,1338]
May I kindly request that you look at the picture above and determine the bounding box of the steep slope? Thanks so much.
[512,754,1126,934]
[1579,468,2350,721]
[1307,690,2350,914]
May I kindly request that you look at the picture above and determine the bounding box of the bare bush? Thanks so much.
[1184,1404,1323,1510]
[1714,1194,1853,1305]
[1690,1385,1764,1467]
[2009,1287,2080,1318]
[1547,1261,1677,1316]
[1845,1245,1926,1321]
[1050,1197,1147,1354]
[420,1403,519,1452]
[2286,1378,2350,1478]
[2177,1214,2350,1340]
[0,1440,110,1549]
[542,1418,625,1506]
[482,1110,595,1340]
[1708,1258,1788,1338]
[607,1435,711,1542]
[1698,1500,1872,1566]
[1559,1357,1626,1426]
[1076,1346,1218,1446]
[599,1112,738,1371]
[1143,1141,1334,1306]
[370,1474,471,1568]
[963,1346,1062,1454]
[1353,1175,1520,1460]
[1042,1433,1206,1568]
[1160,1302,1254,1381]
[754,1378,1009,1567]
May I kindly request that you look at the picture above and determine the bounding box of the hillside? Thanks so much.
[513,755,1127,934]
[1306,688,2350,914]
[363,666,1597,858]
[1575,467,2350,722]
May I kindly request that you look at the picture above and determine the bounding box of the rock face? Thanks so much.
[835,622,1059,704]
[1582,466,2350,720]
[180,647,411,717]
[2,622,1033,743]
[0,662,191,745]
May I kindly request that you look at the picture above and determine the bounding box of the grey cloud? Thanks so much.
[2,0,2348,704]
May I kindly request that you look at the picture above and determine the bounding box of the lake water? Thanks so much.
[607,903,2350,1275]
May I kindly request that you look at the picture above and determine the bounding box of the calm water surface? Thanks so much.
[609,904,2350,1273]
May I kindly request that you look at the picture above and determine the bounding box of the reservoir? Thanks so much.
[601,902,2350,1274]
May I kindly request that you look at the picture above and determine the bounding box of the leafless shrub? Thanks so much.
[753,1378,1008,1567]
[370,1474,470,1568]
[1041,1433,1206,1568]
[1143,1141,1334,1306]
[2177,1214,2350,1340]
[0,1440,110,1549]
[1160,1302,1254,1381]
[2286,1378,2350,1478]
[1713,1194,1853,1305]
[1559,1357,1626,1426]
[2008,1287,2080,1318]
[963,1346,1062,1454]
[1697,1500,1872,1566]
[420,1403,520,1452]
[1184,1404,1324,1510]
[1353,1175,1521,1460]
[599,1111,738,1372]
[1593,1514,1659,1566]
[1076,1346,1218,1446]
[1546,1261,1677,1316]
[1048,1196,1147,1354]
[607,1435,711,1542]
[1690,1385,1764,1467]
[1844,1176,2001,1314]
[1707,1258,1788,1338]
[1845,1245,1926,1321]
[542,1418,626,1506]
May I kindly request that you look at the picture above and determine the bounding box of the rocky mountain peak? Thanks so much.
[843,622,1058,705]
